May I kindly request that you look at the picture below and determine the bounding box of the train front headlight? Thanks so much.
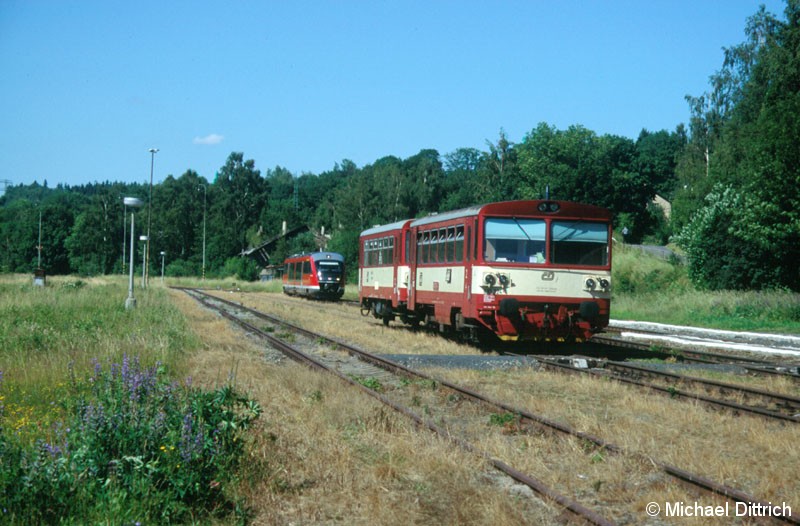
[584,278,596,290]
[484,274,496,287]
[598,278,610,290]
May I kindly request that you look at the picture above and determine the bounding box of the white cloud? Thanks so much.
[193,133,224,145]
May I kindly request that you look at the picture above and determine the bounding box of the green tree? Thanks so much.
[517,123,653,239]
[150,170,208,273]
[678,1,799,290]
[65,191,120,275]
[402,149,444,216]
[441,147,482,210]
[634,127,687,199]
[478,130,519,202]
[210,153,268,268]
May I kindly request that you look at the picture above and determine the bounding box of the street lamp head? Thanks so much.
[123,197,144,208]
[160,251,166,256]
[139,235,149,241]
[149,148,159,154]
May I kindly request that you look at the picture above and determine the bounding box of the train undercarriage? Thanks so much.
[360,297,606,343]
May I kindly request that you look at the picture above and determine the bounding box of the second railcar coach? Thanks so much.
[359,200,612,342]
[283,251,346,300]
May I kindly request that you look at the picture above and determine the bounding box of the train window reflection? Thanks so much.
[550,221,608,266]
[484,218,545,263]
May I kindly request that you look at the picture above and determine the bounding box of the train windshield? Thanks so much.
[484,218,546,263]
[317,260,344,280]
[550,221,609,266]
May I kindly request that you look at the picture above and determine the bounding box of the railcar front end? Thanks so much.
[467,202,611,341]
[283,252,346,300]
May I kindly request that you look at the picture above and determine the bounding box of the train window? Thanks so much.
[424,233,431,264]
[381,236,392,266]
[435,228,444,262]
[550,221,609,266]
[405,232,411,264]
[318,260,343,280]
[418,231,430,264]
[445,227,455,262]
[302,261,311,275]
[455,226,464,262]
[484,218,546,264]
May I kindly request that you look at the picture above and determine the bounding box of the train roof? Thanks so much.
[410,204,484,228]
[361,201,611,237]
[360,219,413,237]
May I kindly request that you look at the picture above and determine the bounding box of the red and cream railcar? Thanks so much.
[283,251,346,300]
[359,200,612,342]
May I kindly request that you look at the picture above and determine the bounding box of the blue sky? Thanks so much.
[0,0,787,189]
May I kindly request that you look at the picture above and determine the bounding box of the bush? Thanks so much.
[166,258,200,277]
[220,257,260,281]
[675,185,785,290]
[0,356,261,524]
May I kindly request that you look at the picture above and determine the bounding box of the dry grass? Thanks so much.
[437,367,799,505]
[192,290,799,524]
[207,290,480,357]
[169,289,561,525]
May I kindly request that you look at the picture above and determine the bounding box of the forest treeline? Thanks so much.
[2,2,798,291]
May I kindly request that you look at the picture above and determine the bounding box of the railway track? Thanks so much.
[347,293,800,379]
[592,329,800,380]
[178,287,798,525]
[533,357,800,424]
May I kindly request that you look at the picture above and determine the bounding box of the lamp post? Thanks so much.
[146,148,158,286]
[122,201,127,274]
[123,197,143,309]
[198,184,206,280]
[36,208,42,268]
[33,206,46,286]
[160,251,166,283]
[140,235,149,288]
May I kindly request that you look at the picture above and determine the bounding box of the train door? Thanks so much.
[464,223,472,301]
[391,233,399,307]
[407,227,418,310]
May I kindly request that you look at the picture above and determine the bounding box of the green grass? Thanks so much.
[0,277,193,390]
[0,275,262,524]
[611,247,800,333]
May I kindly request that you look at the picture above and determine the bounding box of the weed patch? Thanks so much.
[0,356,262,524]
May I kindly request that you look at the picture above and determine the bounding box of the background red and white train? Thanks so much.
[283,251,346,300]
[358,200,612,343]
